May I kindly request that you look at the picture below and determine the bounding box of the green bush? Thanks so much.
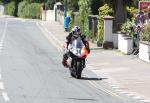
[142,23,150,41]
[121,19,134,36]
[18,1,29,18]
[18,1,41,19]
[27,3,41,19]
[46,0,54,10]
[126,6,138,20]
[4,1,16,16]
[97,4,113,46]
[68,10,74,32]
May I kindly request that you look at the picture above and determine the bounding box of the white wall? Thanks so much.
[42,10,55,21]
[139,42,150,63]
[57,12,64,24]
[118,34,133,54]
[46,10,55,21]
[113,33,118,48]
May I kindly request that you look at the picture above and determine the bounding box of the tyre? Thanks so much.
[69,68,75,77]
[76,62,82,79]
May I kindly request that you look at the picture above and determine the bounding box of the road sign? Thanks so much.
[139,1,150,12]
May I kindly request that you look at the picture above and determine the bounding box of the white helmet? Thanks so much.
[72,26,80,38]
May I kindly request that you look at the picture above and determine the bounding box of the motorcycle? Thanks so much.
[63,37,89,79]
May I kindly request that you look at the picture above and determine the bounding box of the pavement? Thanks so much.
[39,20,150,102]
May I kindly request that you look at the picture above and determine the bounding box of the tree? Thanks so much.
[68,0,79,11]
[89,0,103,15]
[78,0,91,33]
[103,0,138,31]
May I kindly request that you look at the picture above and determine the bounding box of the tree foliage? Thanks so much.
[78,0,91,33]
[68,0,79,11]
[18,1,28,17]
[4,1,16,16]
[18,1,41,19]
[89,0,103,15]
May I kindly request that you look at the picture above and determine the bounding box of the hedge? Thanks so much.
[18,1,41,19]
[4,1,16,16]
[18,1,28,18]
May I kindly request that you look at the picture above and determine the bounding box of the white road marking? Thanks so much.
[0,20,10,102]
[115,89,123,92]
[133,96,142,99]
[0,74,1,80]
[88,80,124,100]
[21,19,26,22]
[119,91,128,94]
[2,92,10,102]
[0,82,5,90]
[1,21,7,41]
[112,86,119,89]
[126,93,135,96]
[141,99,150,103]
[87,62,110,66]
[0,21,7,53]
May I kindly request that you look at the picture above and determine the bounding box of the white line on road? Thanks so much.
[0,74,1,80]
[2,92,10,102]
[88,80,124,99]
[0,21,7,53]
[1,21,7,42]
[133,96,142,99]
[141,99,150,103]
[0,82,5,90]
[0,20,10,102]
[21,19,26,22]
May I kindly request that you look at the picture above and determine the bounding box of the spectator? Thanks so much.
[40,3,47,20]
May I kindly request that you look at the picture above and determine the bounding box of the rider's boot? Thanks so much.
[62,54,69,68]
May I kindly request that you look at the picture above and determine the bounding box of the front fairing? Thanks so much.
[68,37,85,57]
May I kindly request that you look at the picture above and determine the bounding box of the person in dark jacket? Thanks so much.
[62,26,90,67]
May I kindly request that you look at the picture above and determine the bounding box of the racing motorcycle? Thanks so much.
[63,37,89,79]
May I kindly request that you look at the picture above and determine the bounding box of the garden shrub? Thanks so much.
[121,19,134,37]
[142,23,150,41]
[18,1,29,18]
[4,1,16,16]
[126,6,138,20]
[46,0,54,10]
[18,1,41,19]
[27,3,41,19]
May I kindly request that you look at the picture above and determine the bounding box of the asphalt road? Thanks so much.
[0,17,142,103]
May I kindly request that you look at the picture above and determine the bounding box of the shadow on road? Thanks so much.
[81,77,107,81]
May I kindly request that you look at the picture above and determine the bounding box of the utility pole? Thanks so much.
[64,0,67,18]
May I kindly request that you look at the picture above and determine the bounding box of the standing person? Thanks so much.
[148,6,150,21]
[40,3,46,20]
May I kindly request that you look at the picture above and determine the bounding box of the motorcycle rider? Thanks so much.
[62,26,90,67]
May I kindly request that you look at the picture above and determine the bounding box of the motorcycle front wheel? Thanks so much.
[76,61,82,79]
